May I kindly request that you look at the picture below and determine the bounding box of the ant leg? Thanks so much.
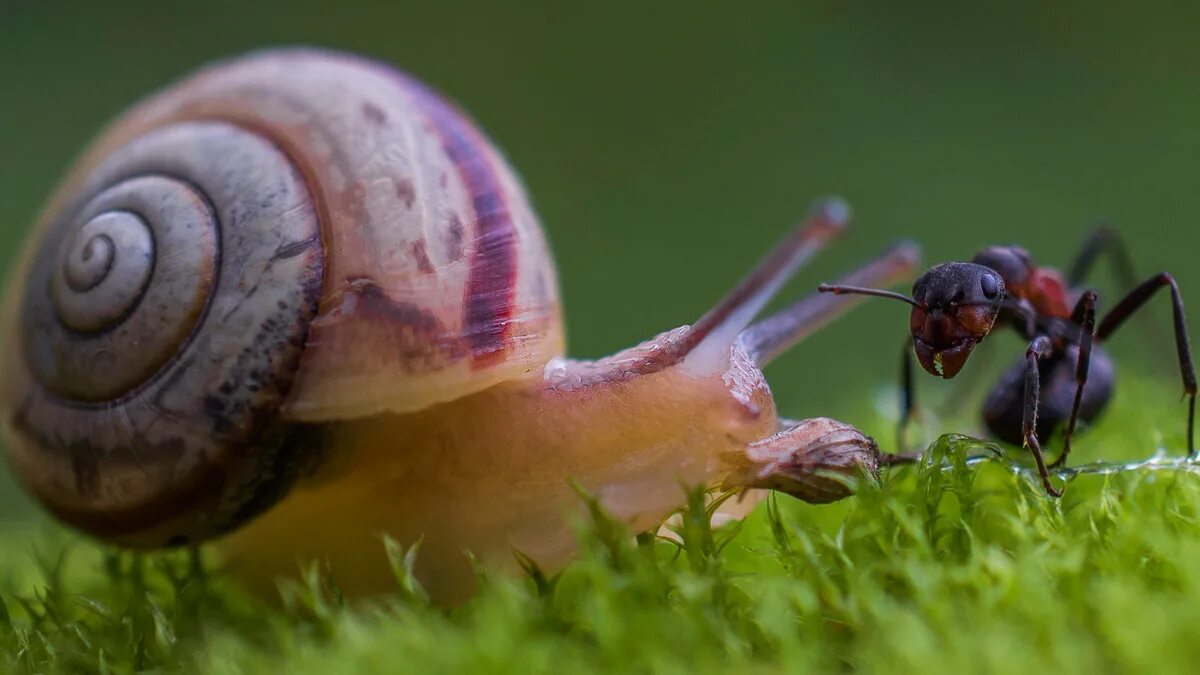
[1067,224,1172,361]
[879,452,920,467]
[1001,298,1039,340]
[898,342,916,453]
[1050,290,1098,469]
[1096,273,1198,455]
[876,343,924,466]
[1067,224,1139,290]
[1022,336,1063,497]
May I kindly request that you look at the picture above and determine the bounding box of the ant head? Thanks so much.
[909,262,1005,379]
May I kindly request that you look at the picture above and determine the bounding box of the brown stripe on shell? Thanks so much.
[410,240,435,273]
[308,275,464,374]
[444,213,465,261]
[404,79,519,368]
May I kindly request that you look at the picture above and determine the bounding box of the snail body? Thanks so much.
[1,49,916,603]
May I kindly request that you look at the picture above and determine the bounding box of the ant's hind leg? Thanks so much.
[1022,336,1064,497]
[1050,290,1098,469]
[1067,224,1139,290]
[1096,273,1198,455]
[1068,224,1174,360]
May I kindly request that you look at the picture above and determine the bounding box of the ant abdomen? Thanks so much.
[983,345,1116,446]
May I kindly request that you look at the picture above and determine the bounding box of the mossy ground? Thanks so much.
[0,378,1197,675]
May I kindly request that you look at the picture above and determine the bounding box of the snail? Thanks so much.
[0,48,919,603]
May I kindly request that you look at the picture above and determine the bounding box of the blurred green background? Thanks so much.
[1,1,1198,525]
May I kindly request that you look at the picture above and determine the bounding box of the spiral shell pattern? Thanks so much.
[44,175,219,400]
[3,121,324,546]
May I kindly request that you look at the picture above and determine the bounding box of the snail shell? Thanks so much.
[1,48,563,546]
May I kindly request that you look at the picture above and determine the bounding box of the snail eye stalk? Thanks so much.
[740,242,921,366]
[678,197,851,376]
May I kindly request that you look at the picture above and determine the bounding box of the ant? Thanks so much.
[818,227,1197,496]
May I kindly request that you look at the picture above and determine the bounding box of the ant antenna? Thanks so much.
[817,284,921,308]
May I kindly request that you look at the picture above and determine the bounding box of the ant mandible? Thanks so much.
[818,227,1197,496]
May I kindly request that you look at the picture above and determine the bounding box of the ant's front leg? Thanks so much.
[1096,273,1198,455]
[1022,335,1064,496]
[897,341,916,454]
[999,297,1039,340]
[1050,290,1098,469]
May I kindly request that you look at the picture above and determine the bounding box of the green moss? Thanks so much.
[2,418,1199,674]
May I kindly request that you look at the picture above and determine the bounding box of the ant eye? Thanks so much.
[980,273,1001,300]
